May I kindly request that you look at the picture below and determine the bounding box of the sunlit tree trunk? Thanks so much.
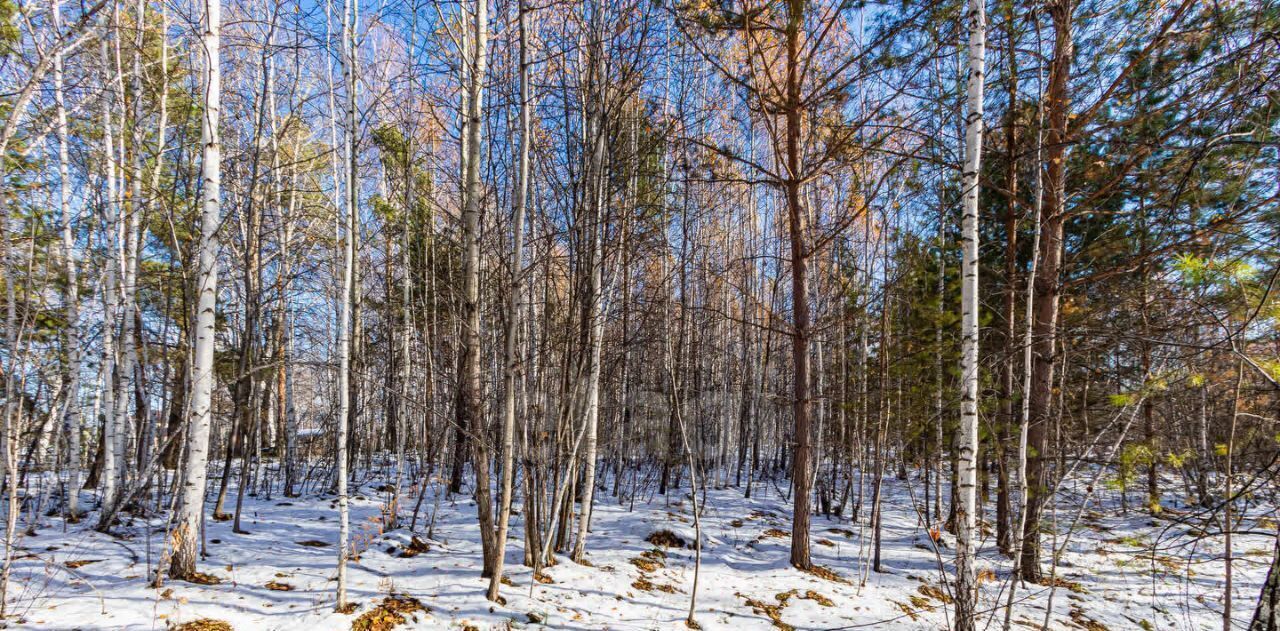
[1021,0,1072,582]
[52,0,83,520]
[335,0,359,608]
[170,0,221,581]
[955,0,986,624]
[459,0,496,578]
[784,0,813,572]
[488,0,532,601]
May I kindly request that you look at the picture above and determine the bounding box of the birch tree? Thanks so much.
[169,0,221,582]
[955,0,986,624]
[487,0,532,602]
[335,0,359,608]
[52,0,83,520]
[458,0,495,578]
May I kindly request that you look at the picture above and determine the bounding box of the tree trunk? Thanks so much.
[488,0,531,599]
[784,0,813,572]
[169,0,220,580]
[334,0,359,608]
[459,0,495,579]
[955,0,986,624]
[1020,0,1072,583]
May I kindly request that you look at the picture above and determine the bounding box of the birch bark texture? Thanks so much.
[955,0,986,625]
[170,0,221,581]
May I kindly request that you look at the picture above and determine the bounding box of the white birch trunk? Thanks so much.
[459,0,493,576]
[487,0,532,601]
[170,0,220,580]
[98,35,121,521]
[335,0,358,609]
[572,72,606,563]
[52,0,83,519]
[956,0,986,626]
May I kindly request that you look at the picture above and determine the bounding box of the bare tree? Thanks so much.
[170,0,222,582]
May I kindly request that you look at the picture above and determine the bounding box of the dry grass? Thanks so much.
[736,592,793,631]
[65,559,102,569]
[632,577,678,593]
[350,594,428,631]
[891,600,919,621]
[1069,605,1109,631]
[918,583,953,604]
[264,581,293,592]
[802,565,852,585]
[630,556,662,572]
[775,589,834,607]
[646,529,687,548]
[173,620,233,631]
[1037,575,1088,594]
[396,536,430,558]
[179,572,223,586]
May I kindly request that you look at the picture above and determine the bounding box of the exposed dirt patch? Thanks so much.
[351,594,429,631]
[891,600,919,621]
[736,592,792,630]
[632,577,678,594]
[775,589,833,607]
[264,581,293,592]
[802,565,851,585]
[646,529,687,548]
[173,620,233,631]
[296,540,330,547]
[1037,575,1088,594]
[918,583,953,604]
[179,572,223,586]
[630,556,662,572]
[801,589,833,607]
[65,559,102,569]
[396,536,431,558]
[1069,605,1109,631]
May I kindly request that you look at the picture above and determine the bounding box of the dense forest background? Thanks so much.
[0,0,1277,627]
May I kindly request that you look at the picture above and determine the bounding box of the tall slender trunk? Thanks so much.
[1225,358,1244,631]
[784,0,813,572]
[955,0,986,624]
[1001,50,1044,631]
[1020,0,1072,582]
[98,33,122,526]
[52,0,83,519]
[169,0,220,580]
[995,0,1019,555]
[459,0,495,578]
[335,0,359,608]
[488,0,532,600]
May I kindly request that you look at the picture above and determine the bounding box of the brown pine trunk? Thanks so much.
[1020,0,1072,582]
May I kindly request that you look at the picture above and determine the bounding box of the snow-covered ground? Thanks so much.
[2,470,1271,630]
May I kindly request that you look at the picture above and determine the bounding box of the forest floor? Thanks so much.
[2,467,1272,630]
